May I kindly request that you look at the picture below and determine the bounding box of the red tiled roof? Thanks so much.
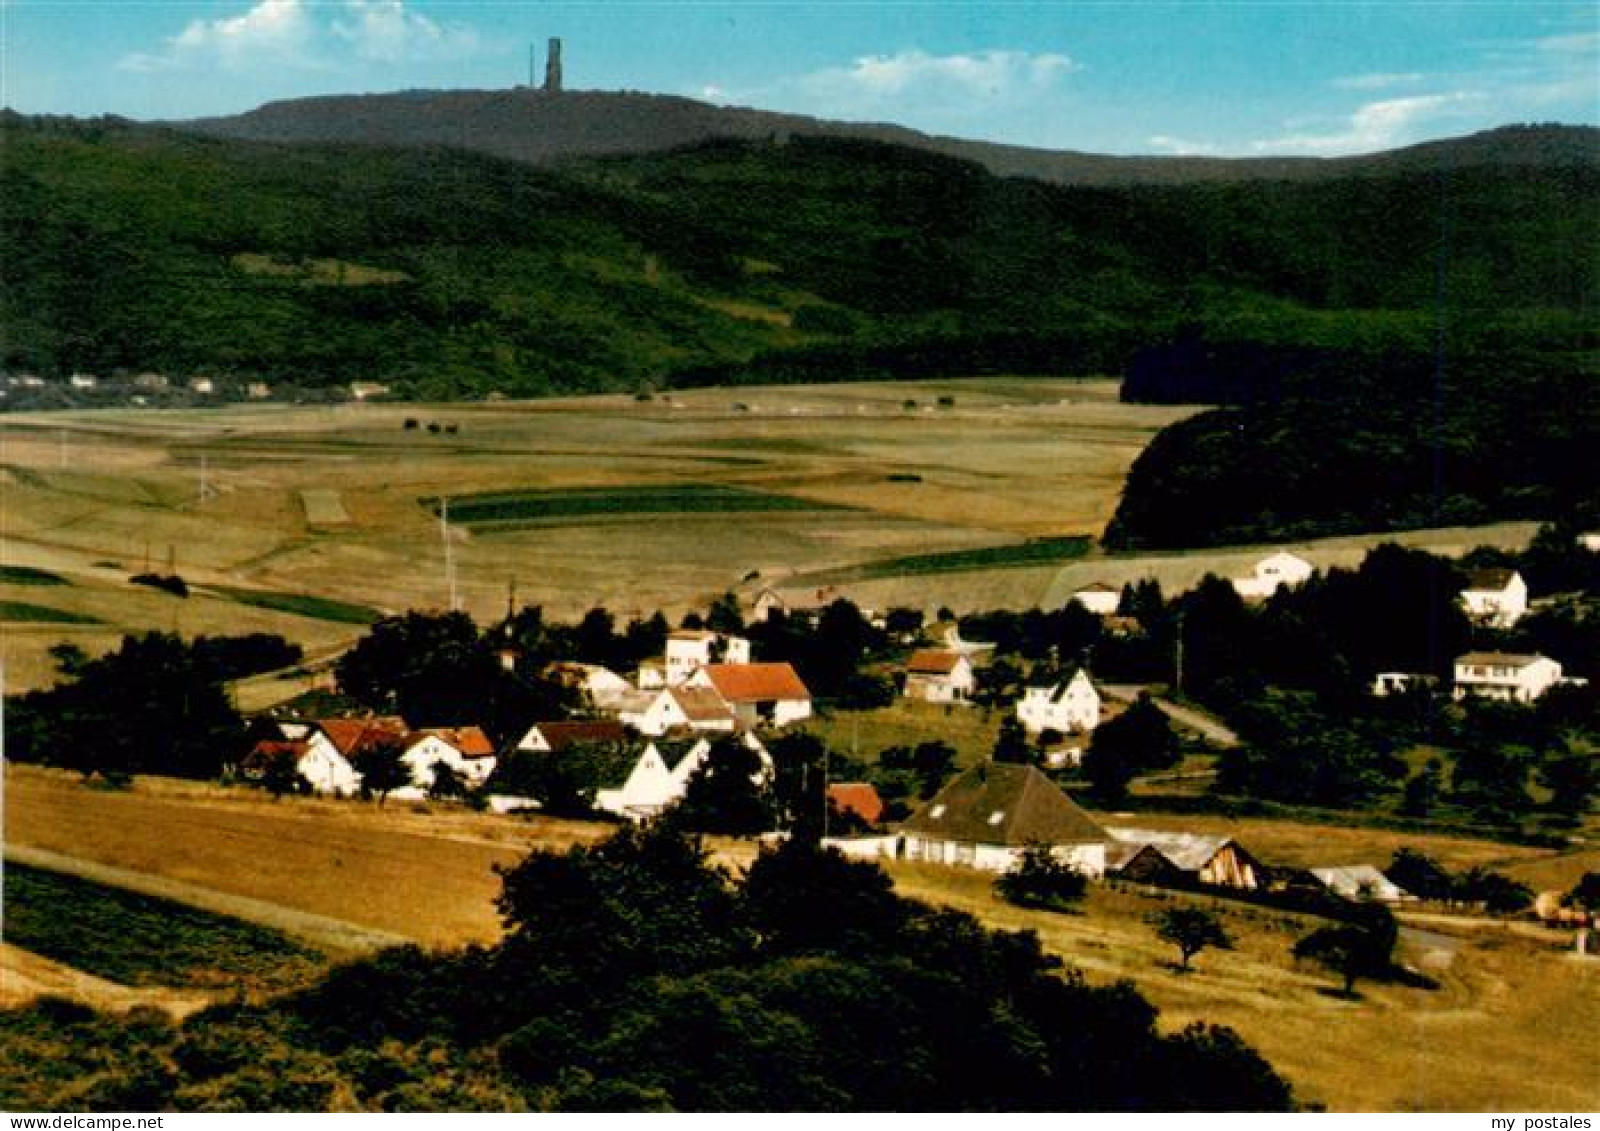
[417,726,496,758]
[701,662,811,703]
[906,649,963,675]
[827,782,885,824]
[315,717,408,758]
[528,720,629,752]
[243,739,310,769]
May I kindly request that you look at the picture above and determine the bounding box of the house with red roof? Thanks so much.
[827,782,886,827]
[902,648,975,704]
[687,662,812,728]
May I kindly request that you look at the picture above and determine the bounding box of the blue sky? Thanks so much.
[3,2,1595,155]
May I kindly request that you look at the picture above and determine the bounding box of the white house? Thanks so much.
[391,726,497,800]
[1016,669,1101,735]
[593,732,770,821]
[1070,582,1121,616]
[545,662,634,708]
[901,763,1108,877]
[1232,551,1314,599]
[1578,532,1600,553]
[188,376,216,396]
[1459,568,1529,628]
[688,663,812,728]
[663,630,751,685]
[1452,652,1579,703]
[241,731,359,796]
[903,649,975,704]
[68,372,98,390]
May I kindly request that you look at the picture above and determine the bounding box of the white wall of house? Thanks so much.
[904,657,975,703]
[298,734,359,796]
[902,835,1106,878]
[1460,573,1529,627]
[665,633,751,684]
[595,744,678,819]
[1072,588,1120,616]
[619,689,691,736]
[1452,655,1567,703]
[1232,552,1314,599]
[392,735,494,799]
[1016,670,1101,734]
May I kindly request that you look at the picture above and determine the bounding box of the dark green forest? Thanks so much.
[4,115,1595,396]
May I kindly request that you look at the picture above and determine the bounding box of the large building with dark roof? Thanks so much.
[900,762,1109,876]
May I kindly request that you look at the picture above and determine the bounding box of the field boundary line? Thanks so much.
[4,844,410,956]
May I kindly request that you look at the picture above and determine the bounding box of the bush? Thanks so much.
[995,842,1087,912]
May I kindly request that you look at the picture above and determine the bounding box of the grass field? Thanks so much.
[0,378,1197,694]
[5,764,1593,1111]
[0,378,1542,699]
[2,863,324,995]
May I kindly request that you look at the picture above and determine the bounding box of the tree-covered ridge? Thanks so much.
[1107,346,1599,548]
[3,114,1595,398]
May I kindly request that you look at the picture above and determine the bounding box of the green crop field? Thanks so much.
[2,862,324,994]
[0,565,68,586]
[0,601,102,624]
[206,585,381,626]
[424,482,847,529]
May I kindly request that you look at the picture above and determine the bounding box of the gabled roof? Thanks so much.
[1463,568,1520,592]
[652,738,708,775]
[902,763,1107,846]
[1108,828,1236,873]
[242,739,312,769]
[1074,581,1119,594]
[1310,865,1411,902]
[315,717,408,759]
[526,720,629,752]
[415,726,496,758]
[906,649,964,676]
[700,662,811,702]
[670,685,736,723]
[827,782,885,824]
[1455,651,1544,668]
[668,629,717,642]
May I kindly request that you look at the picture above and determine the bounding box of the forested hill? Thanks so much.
[178,89,1599,188]
[3,112,1596,400]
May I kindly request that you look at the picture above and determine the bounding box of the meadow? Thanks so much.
[0,378,1196,693]
[0,377,1539,697]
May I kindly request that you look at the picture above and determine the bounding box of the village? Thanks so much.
[225,541,1599,945]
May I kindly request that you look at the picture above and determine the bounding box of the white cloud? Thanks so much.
[1331,72,1428,91]
[1251,91,1483,155]
[331,0,479,63]
[119,0,479,73]
[799,48,1080,107]
[122,0,316,72]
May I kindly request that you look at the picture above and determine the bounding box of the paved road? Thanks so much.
[1102,684,1241,747]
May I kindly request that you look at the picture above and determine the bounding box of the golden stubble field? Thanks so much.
[0,378,1197,694]
[5,765,1596,1112]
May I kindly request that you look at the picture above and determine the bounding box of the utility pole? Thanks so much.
[440,497,458,612]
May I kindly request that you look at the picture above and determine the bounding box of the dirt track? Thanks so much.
[4,768,609,947]
[0,944,210,1018]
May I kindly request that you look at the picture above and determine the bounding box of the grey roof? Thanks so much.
[902,763,1107,847]
[1108,828,1237,873]
[1310,865,1412,901]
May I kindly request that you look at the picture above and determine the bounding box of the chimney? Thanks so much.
[544,37,563,93]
